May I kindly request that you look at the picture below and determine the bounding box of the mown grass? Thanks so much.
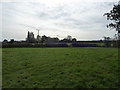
[2,47,119,88]
[0,48,2,89]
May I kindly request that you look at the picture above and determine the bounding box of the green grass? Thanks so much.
[2,47,119,88]
[0,48,2,89]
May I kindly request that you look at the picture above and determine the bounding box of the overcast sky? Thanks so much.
[1,0,119,41]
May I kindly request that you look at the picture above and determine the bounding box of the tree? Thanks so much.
[3,39,8,43]
[104,1,120,47]
[9,39,15,43]
[41,35,48,43]
[72,38,77,42]
[67,35,72,41]
[103,36,111,47]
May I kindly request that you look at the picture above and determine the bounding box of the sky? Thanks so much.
[1,0,119,41]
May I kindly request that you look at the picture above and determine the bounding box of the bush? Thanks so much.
[2,43,69,48]
[71,43,100,47]
[45,44,69,47]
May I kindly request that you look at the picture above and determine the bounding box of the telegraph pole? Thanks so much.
[36,29,40,43]
[36,29,40,36]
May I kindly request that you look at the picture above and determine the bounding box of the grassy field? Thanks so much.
[2,47,119,88]
[0,48,2,89]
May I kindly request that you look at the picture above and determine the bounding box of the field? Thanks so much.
[2,47,119,88]
[0,48,2,89]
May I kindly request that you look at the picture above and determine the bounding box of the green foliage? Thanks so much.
[104,1,120,31]
[2,47,119,88]
[104,1,120,45]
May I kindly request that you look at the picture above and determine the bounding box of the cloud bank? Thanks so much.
[2,0,118,40]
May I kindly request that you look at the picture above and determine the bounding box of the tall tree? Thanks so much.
[67,35,72,41]
[104,1,120,45]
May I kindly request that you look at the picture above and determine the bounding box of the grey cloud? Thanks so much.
[36,5,71,20]
[55,16,106,30]
[2,1,117,40]
[20,24,62,32]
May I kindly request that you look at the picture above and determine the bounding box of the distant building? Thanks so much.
[26,31,59,43]
[45,37,59,43]
[26,31,35,43]
[41,35,59,43]
[36,35,41,43]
